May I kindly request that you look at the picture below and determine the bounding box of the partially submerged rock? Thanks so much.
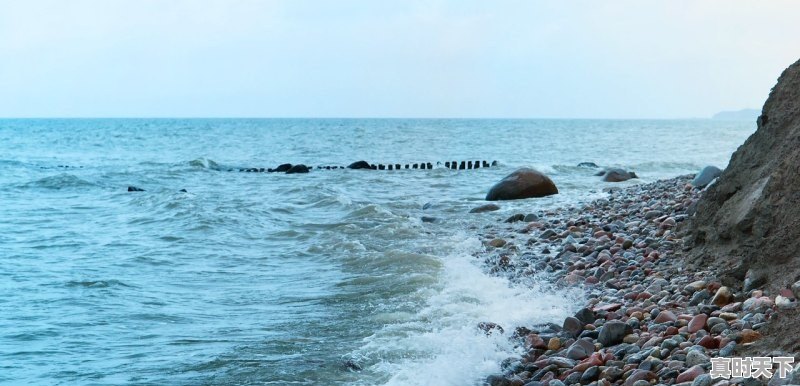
[691,165,722,188]
[598,168,638,182]
[469,203,500,213]
[485,168,558,201]
[347,160,372,170]
[285,164,310,174]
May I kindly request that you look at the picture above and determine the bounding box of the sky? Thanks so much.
[0,0,798,119]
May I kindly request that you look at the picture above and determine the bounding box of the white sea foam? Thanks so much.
[353,234,581,386]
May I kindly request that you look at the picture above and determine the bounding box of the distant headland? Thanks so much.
[712,108,760,120]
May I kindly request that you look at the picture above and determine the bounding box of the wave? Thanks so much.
[346,234,580,386]
[188,157,221,170]
[18,173,96,190]
[65,279,131,288]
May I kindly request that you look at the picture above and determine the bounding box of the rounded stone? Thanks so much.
[548,337,561,351]
[469,204,501,213]
[676,365,706,383]
[688,314,708,333]
[654,310,677,324]
[485,168,558,201]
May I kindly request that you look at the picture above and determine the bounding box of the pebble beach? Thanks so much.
[475,175,798,386]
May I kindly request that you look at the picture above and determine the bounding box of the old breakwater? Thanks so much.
[233,159,500,173]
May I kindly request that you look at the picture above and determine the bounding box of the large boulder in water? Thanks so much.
[691,165,722,188]
[485,168,558,201]
[688,58,800,296]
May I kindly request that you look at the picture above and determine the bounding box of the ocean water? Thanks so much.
[0,119,754,386]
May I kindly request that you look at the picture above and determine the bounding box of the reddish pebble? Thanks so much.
[654,310,677,323]
[665,326,679,336]
[697,335,718,349]
[593,303,622,312]
[525,334,547,350]
[688,314,708,333]
[635,292,652,300]
[676,365,705,383]
[585,276,599,285]
[623,369,655,386]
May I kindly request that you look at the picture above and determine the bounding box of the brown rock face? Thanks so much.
[485,168,558,201]
[688,58,800,290]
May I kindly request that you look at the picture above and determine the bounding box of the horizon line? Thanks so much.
[0,116,748,121]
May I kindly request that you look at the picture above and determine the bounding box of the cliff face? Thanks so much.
[688,58,800,290]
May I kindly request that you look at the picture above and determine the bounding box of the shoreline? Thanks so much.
[474,175,796,386]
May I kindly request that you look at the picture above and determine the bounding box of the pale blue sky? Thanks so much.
[0,0,798,118]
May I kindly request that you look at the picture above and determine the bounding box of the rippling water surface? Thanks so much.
[0,119,754,385]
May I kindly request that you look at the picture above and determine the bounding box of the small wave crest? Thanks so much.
[65,279,131,288]
[350,234,580,386]
[188,157,221,170]
[19,173,95,190]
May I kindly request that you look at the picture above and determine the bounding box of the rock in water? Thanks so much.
[285,164,309,174]
[485,168,558,201]
[504,213,526,223]
[578,162,599,168]
[469,204,500,213]
[348,160,372,170]
[600,168,638,182]
[691,165,722,188]
[127,186,145,192]
[274,163,292,172]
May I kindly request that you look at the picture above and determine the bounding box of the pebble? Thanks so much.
[688,314,707,333]
[565,338,595,360]
[580,366,601,384]
[792,280,800,299]
[685,280,707,293]
[705,317,727,329]
[654,310,678,323]
[742,296,773,313]
[677,365,706,383]
[624,369,656,386]
[692,374,712,386]
[711,286,733,306]
[562,316,584,337]
[686,349,710,367]
[775,295,796,309]
[598,320,629,347]
[489,238,507,248]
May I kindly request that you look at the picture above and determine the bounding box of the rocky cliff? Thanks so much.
[688,58,800,292]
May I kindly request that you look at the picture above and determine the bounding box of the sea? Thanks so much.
[0,118,755,386]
